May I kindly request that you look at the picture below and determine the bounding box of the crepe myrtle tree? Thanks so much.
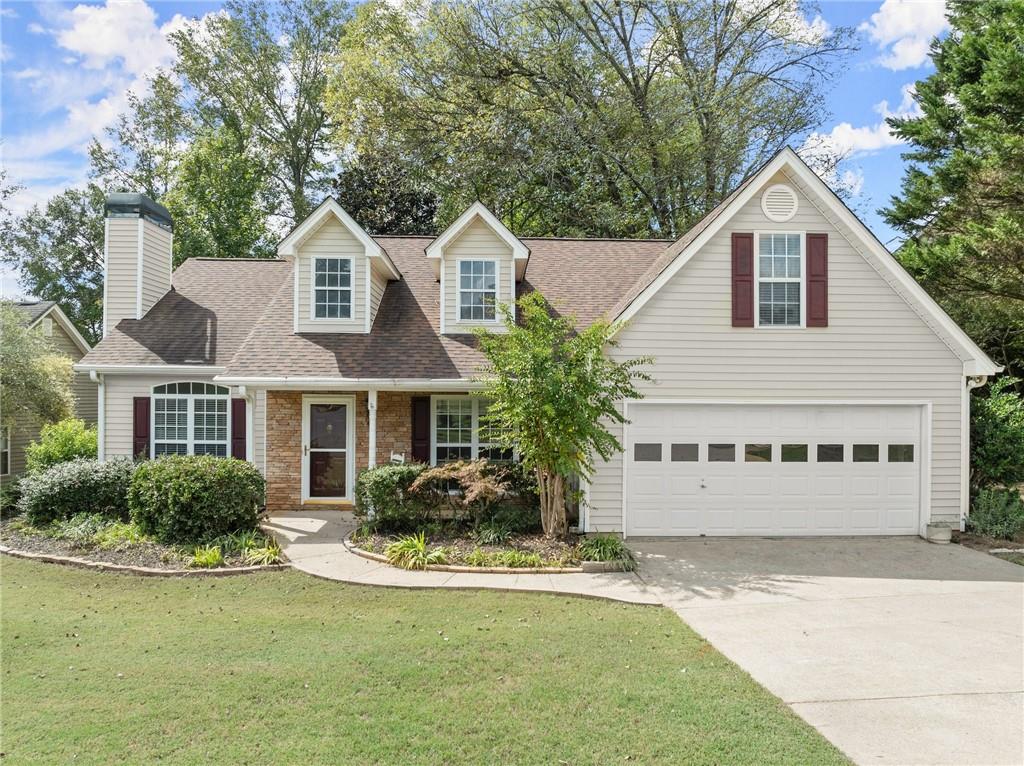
[475,292,651,537]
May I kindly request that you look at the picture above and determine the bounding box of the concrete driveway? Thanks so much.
[628,538,1024,766]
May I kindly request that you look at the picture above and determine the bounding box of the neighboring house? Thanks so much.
[76,149,1001,537]
[3,301,96,478]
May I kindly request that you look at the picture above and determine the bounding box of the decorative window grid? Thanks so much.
[458,260,497,322]
[757,233,802,327]
[313,257,352,319]
[152,382,230,458]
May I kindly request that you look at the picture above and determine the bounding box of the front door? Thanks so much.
[301,396,354,502]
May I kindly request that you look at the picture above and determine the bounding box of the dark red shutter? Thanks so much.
[231,398,247,459]
[731,233,755,327]
[806,233,828,327]
[411,396,431,464]
[132,397,150,460]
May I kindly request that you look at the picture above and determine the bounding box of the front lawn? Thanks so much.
[1,557,848,765]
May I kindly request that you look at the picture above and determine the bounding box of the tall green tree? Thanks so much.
[884,0,1024,377]
[0,301,75,430]
[0,186,105,344]
[332,146,439,234]
[172,0,348,222]
[476,293,651,537]
[331,0,854,237]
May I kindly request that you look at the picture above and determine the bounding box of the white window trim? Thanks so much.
[0,424,11,476]
[151,383,231,458]
[754,231,806,329]
[309,255,355,322]
[455,258,500,325]
[429,395,511,465]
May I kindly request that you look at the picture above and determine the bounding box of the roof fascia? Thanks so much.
[32,305,92,355]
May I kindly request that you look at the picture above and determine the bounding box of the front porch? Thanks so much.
[263,389,469,513]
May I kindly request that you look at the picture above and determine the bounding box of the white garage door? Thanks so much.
[625,403,922,537]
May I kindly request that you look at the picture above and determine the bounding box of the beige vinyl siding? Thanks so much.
[443,218,512,333]
[48,321,97,425]
[588,170,966,532]
[295,217,366,333]
[140,219,172,317]
[5,413,37,477]
[104,218,140,333]
[102,376,266,475]
[369,265,388,327]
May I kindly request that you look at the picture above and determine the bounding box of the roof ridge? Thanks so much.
[189,257,287,263]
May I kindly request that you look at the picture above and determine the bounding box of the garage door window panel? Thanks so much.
[853,444,879,462]
[781,444,808,462]
[634,443,662,462]
[817,444,844,462]
[745,444,772,462]
[671,443,699,462]
[888,444,915,462]
[708,444,735,462]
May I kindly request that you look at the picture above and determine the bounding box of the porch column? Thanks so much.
[367,389,378,468]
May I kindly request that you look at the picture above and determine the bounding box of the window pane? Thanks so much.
[888,444,915,462]
[708,443,735,462]
[313,258,352,319]
[853,444,879,462]
[459,261,497,321]
[436,446,472,464]
[671,443,698,462]
[781,444,808,462]
[633,443,662,462]
[745,443,772,462]
[817,444,844,462]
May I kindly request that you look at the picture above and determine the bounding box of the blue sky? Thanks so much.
[0,0,949,298]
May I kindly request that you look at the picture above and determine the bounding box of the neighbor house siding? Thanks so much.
[140,219,172,317]
[104,218,140,332]
[588,170,966,532]
[443,218,512,333]
[295,217,366,333]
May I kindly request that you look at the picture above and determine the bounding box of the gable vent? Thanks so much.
[761,184,798,222]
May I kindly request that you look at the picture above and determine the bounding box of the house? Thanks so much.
[75,149,1001,538]
[3,301,96,477]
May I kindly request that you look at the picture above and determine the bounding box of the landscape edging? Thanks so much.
[0,545,291,577]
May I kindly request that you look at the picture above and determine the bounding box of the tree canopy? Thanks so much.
[884,0,1024,378]
[0,302,75,429]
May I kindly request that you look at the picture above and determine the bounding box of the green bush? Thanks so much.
[971,377,1024,489]
[17,458,135,525]
[189,545,224,568]
[474,518,513,545]
[25,418,98,474]
[0,480,21,517]
[384,532,447,570]
[489,550,543,568]
[128,456,265,545]
[354,463,430,532]
[968,488,1024,540]
[576,534,637,571]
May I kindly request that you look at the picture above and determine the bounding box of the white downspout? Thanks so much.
[961,375,989,530]
[236,385,255,464]
[367,389,378,469]
[90,371,105,461]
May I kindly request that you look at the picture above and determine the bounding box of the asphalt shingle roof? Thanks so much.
[11,300,56,325]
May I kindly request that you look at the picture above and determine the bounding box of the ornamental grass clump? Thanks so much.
[384,533,447,570]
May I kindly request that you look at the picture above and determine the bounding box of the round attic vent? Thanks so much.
[761,183,798,222]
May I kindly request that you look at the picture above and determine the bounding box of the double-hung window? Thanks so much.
[152,382,230,457]
[313,257,352,319]
[458,260,497,322]
[433,397,513,464]
[757,233,803,327]
[0,425,10,475]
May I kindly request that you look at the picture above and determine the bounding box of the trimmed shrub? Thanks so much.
[17,458,135,525]
[25,418,98,474]
[354,463,430,532]
[576,534,637,571]
[968,488,1024,540]
[128,456,265,545]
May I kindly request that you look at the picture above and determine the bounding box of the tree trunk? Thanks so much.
[536,468,568,538]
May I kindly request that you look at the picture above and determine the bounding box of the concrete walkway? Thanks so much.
[264,511,660,604]
[267,512,1024,766]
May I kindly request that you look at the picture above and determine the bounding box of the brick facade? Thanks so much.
[263,389,464,513]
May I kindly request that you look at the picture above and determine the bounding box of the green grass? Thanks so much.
[0,557,848,765]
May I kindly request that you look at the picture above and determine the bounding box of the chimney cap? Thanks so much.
[104,193,173,230]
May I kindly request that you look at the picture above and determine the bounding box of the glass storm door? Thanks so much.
[303,398,351,500]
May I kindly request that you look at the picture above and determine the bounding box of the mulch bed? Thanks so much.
[355,530,579,566]
[0,518,248,571]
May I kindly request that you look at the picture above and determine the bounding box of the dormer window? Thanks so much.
[458,259,498,322]
[313,257,352,319]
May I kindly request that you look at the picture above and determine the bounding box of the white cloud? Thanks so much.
[27,22,45,34]
[54,0,180,76]
[859,0,948,70]
[0,6,16,18]
[841,168,865,197]
[0,42,11,61]
[804,82,921,158]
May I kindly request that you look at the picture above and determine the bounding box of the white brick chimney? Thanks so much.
[103,193,174,337]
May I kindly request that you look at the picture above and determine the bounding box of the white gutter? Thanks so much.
[212,376,485,391]
[90,370,105,461]
[74,364,226,375]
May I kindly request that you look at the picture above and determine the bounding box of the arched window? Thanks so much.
[152,382,230,457]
